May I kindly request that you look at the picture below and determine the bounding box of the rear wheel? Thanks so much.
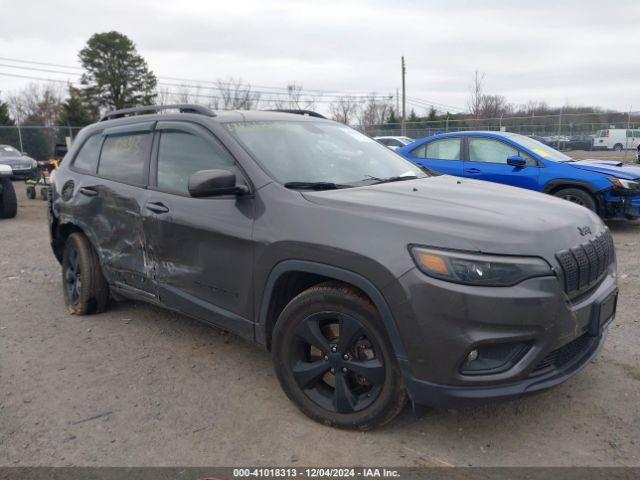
[613,143,624,152]
[0,178,17,218]
[26,185,36,199]
[553,188,597,213]
[272,282,407,430]
[62,232,109,315]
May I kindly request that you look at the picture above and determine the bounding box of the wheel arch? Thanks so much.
[257,260,409,363]
[541,180,604,213]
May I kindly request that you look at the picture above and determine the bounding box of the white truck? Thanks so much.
[593,128,640,151]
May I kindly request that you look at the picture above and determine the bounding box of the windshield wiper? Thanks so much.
[371,175,419,185]
[284,181,349,190]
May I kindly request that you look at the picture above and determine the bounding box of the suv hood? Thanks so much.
[301,175,605,257]
[569,160,640,179]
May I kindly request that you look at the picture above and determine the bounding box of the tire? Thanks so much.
[553,188,597,213]
[0,179,17,218]
[272,281,407,430]
[62,232,110,315]
[613,143,623,152]
[26,186,36,199]
[40,187,48,201]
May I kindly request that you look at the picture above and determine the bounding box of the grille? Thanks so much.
[555,229,614,294]
[532,334,594,374]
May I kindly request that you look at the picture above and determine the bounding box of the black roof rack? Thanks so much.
[99,104,216,122]
[265,109,327,119]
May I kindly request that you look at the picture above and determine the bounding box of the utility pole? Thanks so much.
[396,88,400,122]
[401,56,406,136]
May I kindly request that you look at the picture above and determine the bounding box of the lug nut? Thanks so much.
[343,354,349,360]
[330,368,335,373]
[342,367,348,373]
[323,355,328,361]
[331,346,337,352]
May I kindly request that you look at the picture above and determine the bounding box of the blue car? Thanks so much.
[398,131,640,220]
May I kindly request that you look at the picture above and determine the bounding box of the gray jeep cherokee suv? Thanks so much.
[48,105,618,429]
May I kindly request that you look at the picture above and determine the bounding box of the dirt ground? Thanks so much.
[1,150,639,467]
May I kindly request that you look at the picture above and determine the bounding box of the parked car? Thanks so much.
[398,131,640,220]
[49,105,617,429]
[566,134,594,151]
[593,129,640,151]
[527,135,548,145]
[374,136,414,150]
[0,164,17,218]
[0,144,38,179]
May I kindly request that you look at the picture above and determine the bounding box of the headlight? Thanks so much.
[410,247,553,286]
[609,177,640,191]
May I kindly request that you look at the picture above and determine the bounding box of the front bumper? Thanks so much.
[384,266,617,408]
[11,168,37,180]
[603,190,640,219]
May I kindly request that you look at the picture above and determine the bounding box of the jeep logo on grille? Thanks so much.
[578,226,592,236]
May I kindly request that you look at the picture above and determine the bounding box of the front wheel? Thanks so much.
[62,232,110,315]
[553,188,597,213]
[272,282,407,430]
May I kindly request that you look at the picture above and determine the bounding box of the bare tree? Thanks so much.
[216,77,260,110]
[479,94,512,119]
[329,96,361,124]
[356,94,394,130]
[468,70,485,119]
[272,83,320,111]
[8,83,63,126]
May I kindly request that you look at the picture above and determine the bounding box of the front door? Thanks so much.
[142,121,255,338]
[464,137,540,191]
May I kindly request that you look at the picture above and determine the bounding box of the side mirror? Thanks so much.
[188,169,248,197]
[507,155,527,168]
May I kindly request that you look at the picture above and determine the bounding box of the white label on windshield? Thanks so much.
[339,127,376,143]
[3,147,13,151]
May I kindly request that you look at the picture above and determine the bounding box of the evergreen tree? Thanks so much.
[79,31,157,110]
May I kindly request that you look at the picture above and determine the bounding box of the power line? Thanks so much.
[0,55,465,108]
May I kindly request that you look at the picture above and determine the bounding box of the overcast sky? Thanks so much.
[0,0,638,115]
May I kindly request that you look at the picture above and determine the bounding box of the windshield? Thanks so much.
[226,121,426,186]
[0,145,21,158]
[510,134,574,162]
[398,137,414,145]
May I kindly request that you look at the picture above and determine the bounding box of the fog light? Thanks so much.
[460,342,530,375]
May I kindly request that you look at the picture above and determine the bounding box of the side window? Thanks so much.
[425,138,461,160]
[412,138,461,160]
[627,130,633,138]
[156,130,235,196]
[98,133,151,185]
[72,134,102,173]
[468,138,536,166]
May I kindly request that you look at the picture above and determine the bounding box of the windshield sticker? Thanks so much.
[531,148,551,158]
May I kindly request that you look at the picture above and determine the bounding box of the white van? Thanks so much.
[593,129,640,151]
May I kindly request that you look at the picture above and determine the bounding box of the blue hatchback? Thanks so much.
[398,131,640,220]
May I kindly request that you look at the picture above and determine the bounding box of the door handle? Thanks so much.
[146,202,170,214]
[465,168,481,174]
[79,187,98,197]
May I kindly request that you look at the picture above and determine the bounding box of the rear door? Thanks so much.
[406,137,463,176]
[464,137,540,190]
[93,122,156,298]
[143,121,255,338]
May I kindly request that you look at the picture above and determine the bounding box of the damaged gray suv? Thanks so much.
[49,105,618,429]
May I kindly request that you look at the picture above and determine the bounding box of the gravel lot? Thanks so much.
[1,150,639,467]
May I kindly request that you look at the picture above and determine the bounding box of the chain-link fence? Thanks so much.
[355,112,640,140]
[0,126,82,161]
